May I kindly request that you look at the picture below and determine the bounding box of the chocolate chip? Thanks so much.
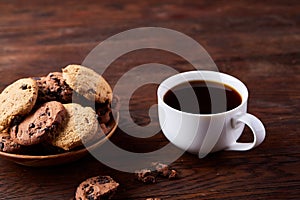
[43,127,50,132]
[39,113,46,117]
[86,186,94,195]
[29,123,35,128]
[87,88,96,94]
[20,84,28,90]
[51,77,59,82]
[96,176,110,184]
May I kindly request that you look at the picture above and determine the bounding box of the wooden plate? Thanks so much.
[0,112,119,167]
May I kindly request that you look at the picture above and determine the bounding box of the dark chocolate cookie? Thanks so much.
[0,133,22,153]
[10,101,66,146]
[36,72,73,103]
[75,176,119,200]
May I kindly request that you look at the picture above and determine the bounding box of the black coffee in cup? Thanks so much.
[163,80,242,114]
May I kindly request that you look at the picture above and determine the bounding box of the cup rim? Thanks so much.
[157,70,248,117]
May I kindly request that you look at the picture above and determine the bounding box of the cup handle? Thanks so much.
[226,113,266,151]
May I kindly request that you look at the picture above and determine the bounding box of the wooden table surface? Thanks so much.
[0,0,299,199]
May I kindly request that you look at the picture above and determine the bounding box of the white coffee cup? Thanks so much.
[157,70,266,158]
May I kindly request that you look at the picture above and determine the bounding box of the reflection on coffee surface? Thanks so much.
[163,80,242,114]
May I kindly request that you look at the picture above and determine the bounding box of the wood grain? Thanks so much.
[0,0,299,199]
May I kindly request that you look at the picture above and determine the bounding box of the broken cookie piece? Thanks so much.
[75,176,119,200]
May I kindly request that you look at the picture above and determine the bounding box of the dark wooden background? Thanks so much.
[0,0,299,199]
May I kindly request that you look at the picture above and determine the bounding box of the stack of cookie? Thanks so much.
[0,64,116,155]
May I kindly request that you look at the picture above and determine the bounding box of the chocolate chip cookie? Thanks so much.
[10,101,66,146]
[62,64,113,104]
[0,78,38,131]
[51,103,99,150]
[36,72,73,103]
[0,133,22,153]
[75,176,119,200]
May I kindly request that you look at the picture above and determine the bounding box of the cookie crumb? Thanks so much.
[152,162,169,177]
[168,169,178,179]
[135,163,179,185]
[135,169,156,184]
[151,162,179,179]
